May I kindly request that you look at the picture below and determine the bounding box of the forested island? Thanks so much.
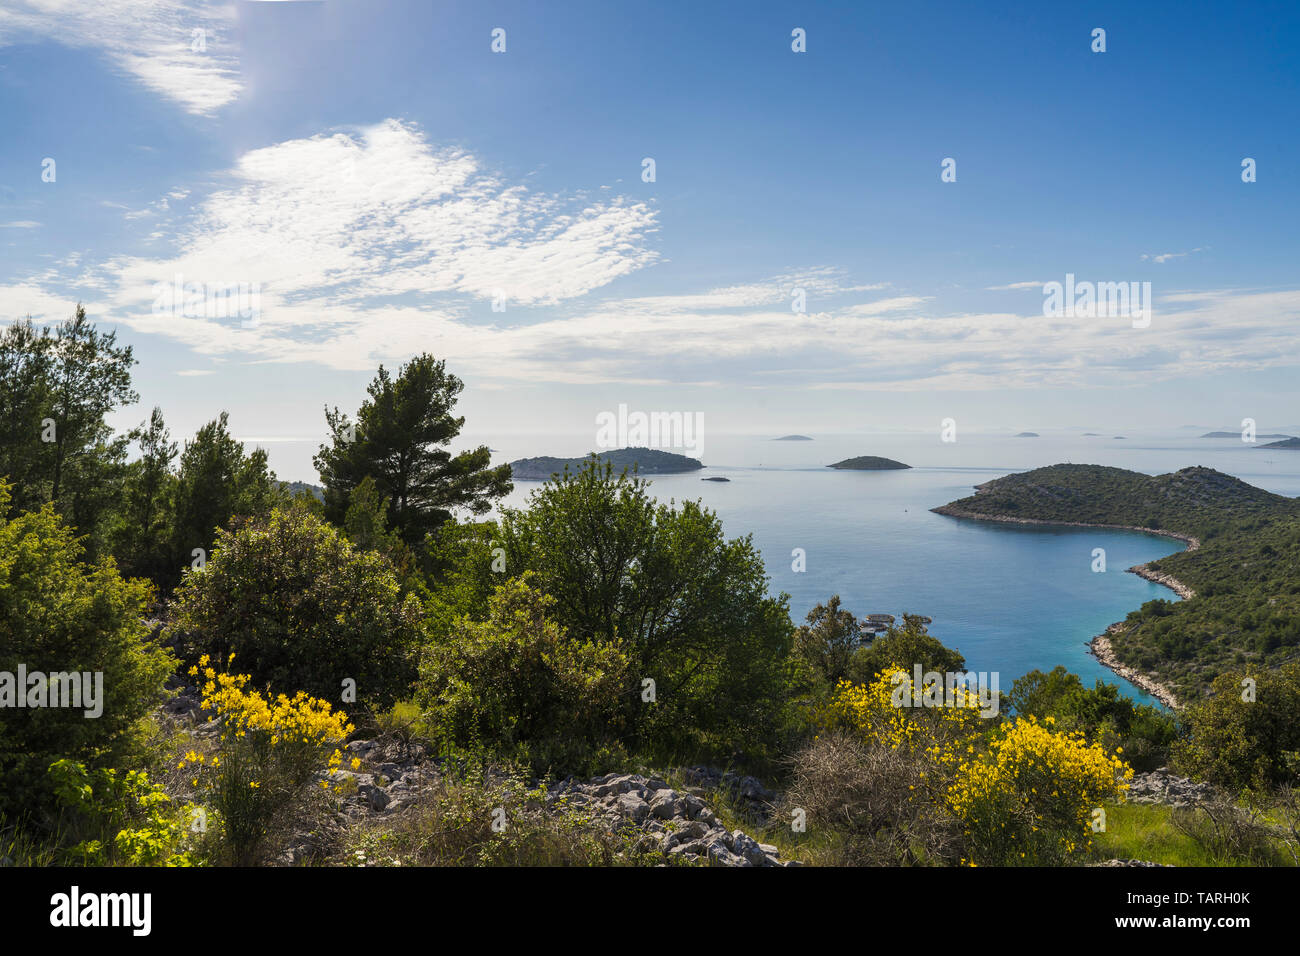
[509,447,704,480]
[827,456,911,470]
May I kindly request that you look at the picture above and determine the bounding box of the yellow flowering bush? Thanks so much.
[185,655,353,863]
[946,716,1132,865]
[817,667,986,766]
[813,667,1132,865]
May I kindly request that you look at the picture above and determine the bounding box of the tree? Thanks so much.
[164,505,424,708]
[108,407,178,586]
[0,306,137,550]
[170,413,284,586]
[314,355,512,545]
[794,595,861,688]
[495,459,793,757]
[1174,662,1300,792]
[45,306,137,516]
[848,617,968,686]
[0,481,174,816]
[0,318,54,512]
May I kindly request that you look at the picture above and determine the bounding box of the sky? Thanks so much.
[2,0,1299,479]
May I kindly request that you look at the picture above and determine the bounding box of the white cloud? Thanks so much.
[0,221,41,228]
[986,280,1045,291]
[0,0,241,115]
[1141,247,1206,264]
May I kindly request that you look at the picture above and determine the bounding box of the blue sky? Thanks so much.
[2,0,1299,478]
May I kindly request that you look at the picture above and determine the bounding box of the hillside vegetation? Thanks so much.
[936,464,1300,701]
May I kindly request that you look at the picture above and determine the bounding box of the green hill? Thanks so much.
[828,456,910,471]
[510,447,704,480]
[935,464,1300,702]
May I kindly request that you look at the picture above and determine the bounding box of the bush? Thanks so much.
[947,716,1131,866]
[783,732,961,865]
[164,505,424,709]
[1009,666,1180,772]
[0,481,173,815]
[495,460,793,760]
[847,619,967,686]
[416,576,630,775]
[1173,661,1300,792]
[183,660,354,864]
[46,758,200,866]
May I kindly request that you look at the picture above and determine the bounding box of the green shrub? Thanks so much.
[1173,662,1300,792]
[495,460,793,760]
[0,481,173,815]
[416,575,630,774]
[46,758,201,866]
[164,505,423,708]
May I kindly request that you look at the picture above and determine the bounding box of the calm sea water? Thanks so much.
[261,430,1300,707]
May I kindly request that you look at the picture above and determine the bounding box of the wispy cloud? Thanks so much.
[0,0,241,115]
[0,220,41,229]
[1141,247,1206,264]
[986,281,1045,291]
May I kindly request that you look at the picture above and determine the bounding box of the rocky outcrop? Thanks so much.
[1125,768,1215,808]
[542,771,790,867]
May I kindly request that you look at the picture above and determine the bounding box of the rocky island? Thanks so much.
[773,435,813,441]
[1260,437,1300,449]
[510,446,704,480]
[828,456,910,470]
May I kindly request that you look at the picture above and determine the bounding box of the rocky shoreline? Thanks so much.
[931,506,1198,707]
[1090,625,1179,709]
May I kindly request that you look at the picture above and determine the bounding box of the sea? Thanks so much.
[258,429,1300,708]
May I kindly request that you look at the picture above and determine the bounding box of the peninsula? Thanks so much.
[934,463,1300,705]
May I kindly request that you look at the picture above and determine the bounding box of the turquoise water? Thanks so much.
[258,429,1300,707]
[480,431,1300,708]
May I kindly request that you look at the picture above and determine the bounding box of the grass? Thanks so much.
[1091,802,1298,867]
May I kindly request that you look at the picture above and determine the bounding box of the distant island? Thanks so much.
[1081,432,1101,437]
[828,456,910,471]
[509,447,704,480]
[773,435,813,441]
[283,480,324,501]
[1113,436,1126,439]
[933,463,1300,706]
[702,476,731,482]
[1260,437,1300,449]
[1202,431,1294,440]
[1014,432,1039,438]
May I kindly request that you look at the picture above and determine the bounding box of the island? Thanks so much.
[828,456,911,470]
[701,476,731,482]
[933,463,1300,707]
[1202,431,1293,440]
[509,447,704,481]
[773,434,813,441]
[1081,432,1101,436]
[1259,437,1300,450]
[1014,432,1039,438]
